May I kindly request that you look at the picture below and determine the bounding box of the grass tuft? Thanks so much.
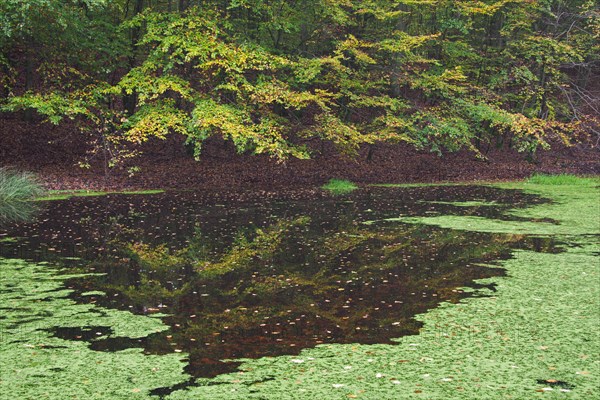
[322,179,358,194]
[527,173,599,186]
[0,168,45,223]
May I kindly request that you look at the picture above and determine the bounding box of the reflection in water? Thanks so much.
[0,186,559,385]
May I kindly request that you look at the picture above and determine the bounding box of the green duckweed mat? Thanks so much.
[0,261,188,399]
[164,180,599,399]
[1,179,598,399]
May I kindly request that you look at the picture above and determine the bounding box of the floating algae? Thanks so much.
[162,180,600,399]
[1,182,598,398]
[0,258,189,399]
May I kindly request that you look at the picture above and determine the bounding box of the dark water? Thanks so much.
[0,186,559,387]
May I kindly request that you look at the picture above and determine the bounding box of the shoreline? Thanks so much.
[6,142,599,193]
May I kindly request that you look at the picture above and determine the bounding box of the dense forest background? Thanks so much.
[0,1,598,187]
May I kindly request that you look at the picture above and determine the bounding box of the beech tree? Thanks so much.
[1,0,597,167]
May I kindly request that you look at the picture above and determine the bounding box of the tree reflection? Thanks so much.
[85,214,556,378]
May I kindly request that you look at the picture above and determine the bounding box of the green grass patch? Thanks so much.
[37,190,109,201]
[420,200,499,207]
[527,173,600,186]
[371,182,453,188]
[322,179,358,194]
[121,189,165,195]
[37,189,165,201]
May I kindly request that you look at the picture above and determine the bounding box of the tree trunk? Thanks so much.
[366,143,376,162]
[122,0,144,116]
[538,63,549,119]
[24,35,35,122]
[179,0,187,12]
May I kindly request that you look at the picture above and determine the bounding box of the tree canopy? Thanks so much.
[1,0,598,165]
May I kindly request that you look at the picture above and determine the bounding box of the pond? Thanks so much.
[0,185,560,395]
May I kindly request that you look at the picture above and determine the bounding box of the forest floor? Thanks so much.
[1,118,599,192]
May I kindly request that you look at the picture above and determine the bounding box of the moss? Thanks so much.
[0,259,189,399]
[163,177,600,399]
